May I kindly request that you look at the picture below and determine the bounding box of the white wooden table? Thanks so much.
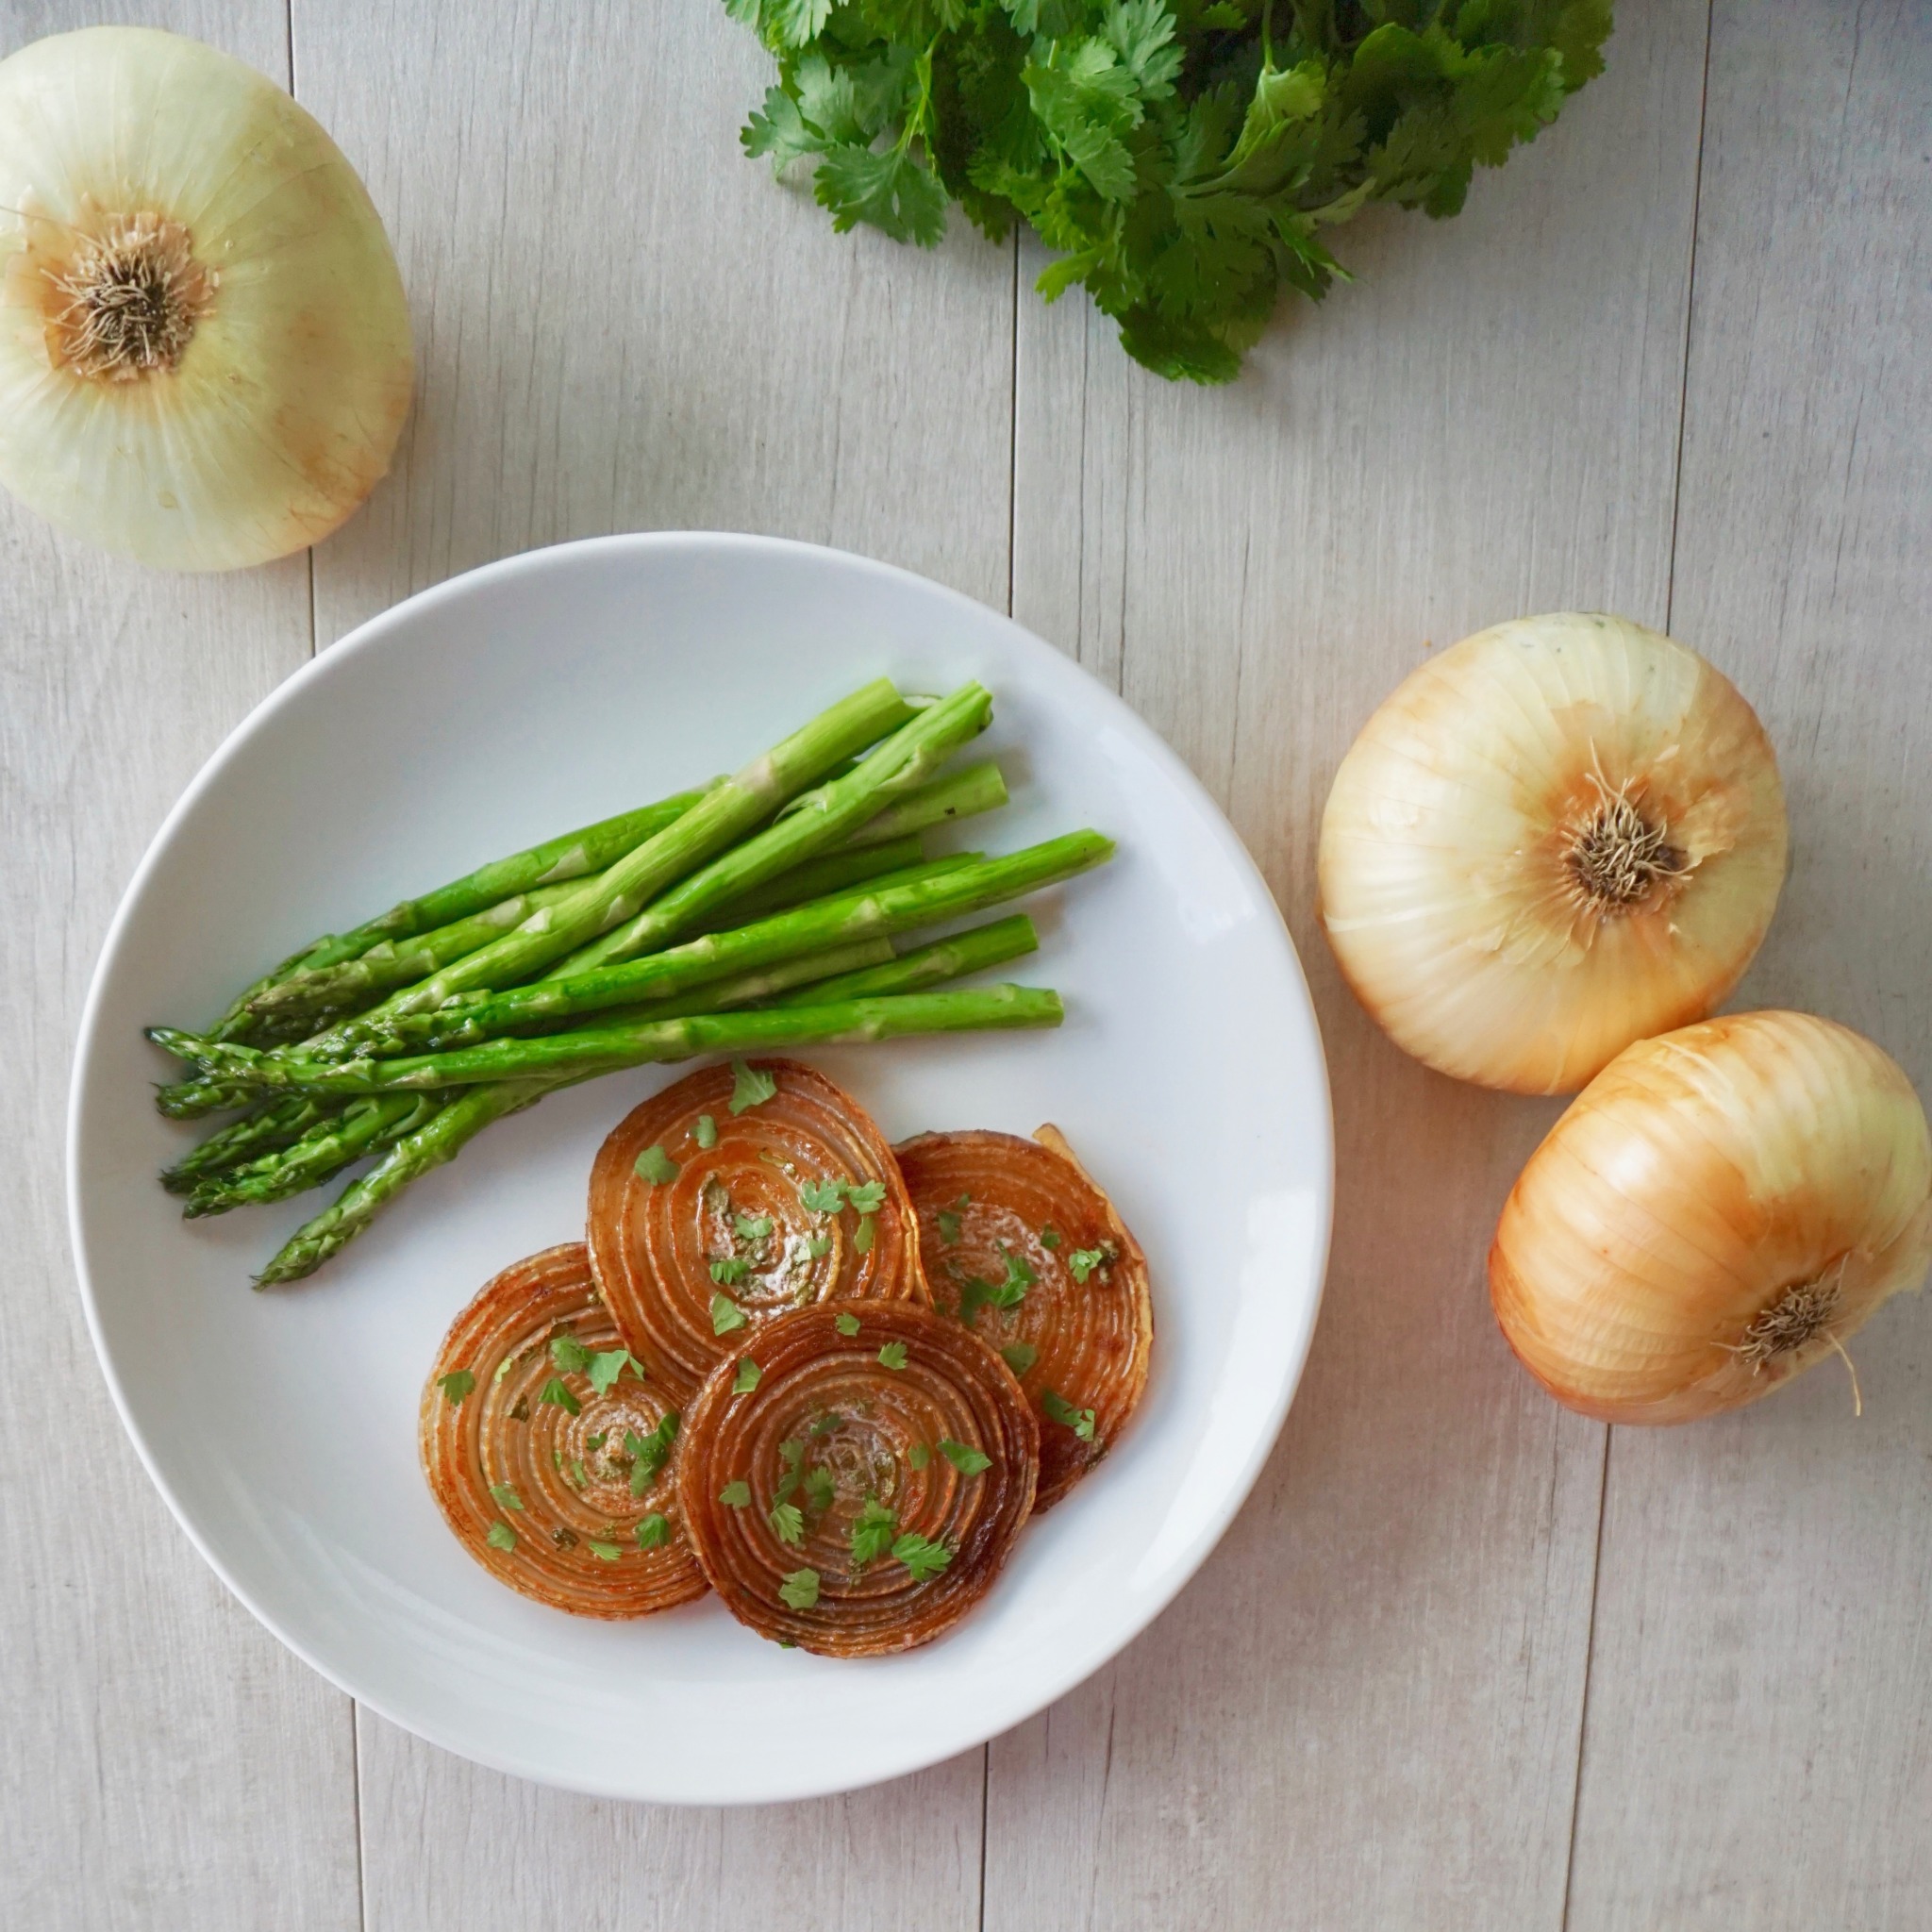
[7,4,1927,1925]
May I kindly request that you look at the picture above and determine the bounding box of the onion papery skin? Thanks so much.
[678,1302,1038,1656]
[1491,1012,1932,1424]
[0,28,413,571]
[588,1058,926,1403]
[896,1125,1151,1509]
[421,1244,706,1617]
[1320,613,1789,1094]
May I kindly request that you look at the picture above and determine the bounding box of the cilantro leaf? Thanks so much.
[779,1567,821,1610]
[850,1497,897,1565]
[935,1208,962,1244]
[732,1359,762,1393]
[733,1213,774,1241]
[485,1520,517,1552]
[586,1541,622,1562]
[854,1213,876,1255]
[709,1255,752,1287]
[799,1176,846,1214]
[436,1369,475,1407]
[488,1482,525,1511]
[876,1341,908,1371]
[1068,1246,1108,1283]
[634,1144,679,1185]
[769,1500,806,1545]
[844,1179,887,1214]
[710,1291,748,1336]
[1001,1341,1039,1376]
[720,1480,753,1507]
[1040,1225,1061,1249]
[958,1249,1032,1325]
[693,1112,719,1150]
[835,1311,861,1337]
[815,145,948,247]
[908,1441,931,1471]
[939,1440,991,1475]
[729,1059,778,1114]
[539,1376,581,1417]
[1041,1389,1097,1440]
[891,1531,954,1581]
[549,1333,591,1375]
[588,1348,641,1396]
[625,1413,678,1494]
[636,1513,670,1550]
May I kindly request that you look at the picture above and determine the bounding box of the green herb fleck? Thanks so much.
[634,1144,679,1184]
[1068,1246,1108,1284]
[935,1209,961,1244]
[693,1113,718,1150]
[803,1468,836,1513]
[778,1568,820,1610]
[732,1358,762,1393]
[710,1291,747,1335]
[709,1255,751,1287]
[876,1341,908,1371]
[1042,1390,1097,1441]
[625,1413,678,1495]
[488,1482,525,1511]
[908,1441,931,1472]
[850,1497,897,1565]
[1041,1225,1062,1249]
[436,1369,475,1407]
[720,1480,752,1508]
[588,1348,641,1396]
[636,1513,670,1550]
[485,1520,517,1552]
[549,1332,591,1375]
[807,1233,831,1258]
[892,1532,953,1582]
[845,1178,887,1214]
[587,1540,622,1561]
[769,1500,805,1545]
[958,1248,1032,1326]
[834,1311,861,1337]
[940,1440,991,1475]
[570,1458,590,1490]
[729,1059,777,1114]
[733,1212,774,1241]
[808,1411,841,1438]
[854,1213,875,1255]
[539,1376,581,1417]
[799,1176,845,1214]
[1001,1342,1039,1377]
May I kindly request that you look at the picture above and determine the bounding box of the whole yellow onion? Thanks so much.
[0,27,412,570]
[1491,1011,1932,1424]
[1319,613,1789,1093]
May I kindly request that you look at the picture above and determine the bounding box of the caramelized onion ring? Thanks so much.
[421,1243,705,1618]
[588,1058,925,1401]
[678,1302,1037,1656]
[895,1125,1152,1511]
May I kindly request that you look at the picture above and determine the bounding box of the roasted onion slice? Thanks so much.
[895,1125,1152,1511]
[588,1058,925,1401]
[421,1243,706,1618]
[678,1302,1037,1656]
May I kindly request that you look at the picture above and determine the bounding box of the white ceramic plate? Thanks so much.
[70,533,1331,1804]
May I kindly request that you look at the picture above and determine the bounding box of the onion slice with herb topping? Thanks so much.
[895,1125,1151,1510]
[678,1302,1037,1656]
[588,1058,927,1401]
[421,1243,705,1617]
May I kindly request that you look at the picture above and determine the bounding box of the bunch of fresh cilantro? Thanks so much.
[727,0,1612,382]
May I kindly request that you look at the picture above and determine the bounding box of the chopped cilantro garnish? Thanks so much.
[585,1432,608,1453]
[908,1441,930,1472]
[875,1341,908,1371]
[808,1411,841,1437]
[539,1376,581,1416]
[845,1178,887,1214]
[958,1249,1032,1326]
[850,1497,896,1565]
[778,1568,820,1610]
[720,1480,752,1507]
[588,1348,641,1396]
[1068,1246,1108,1283]
[634,1144,679,1184]
[728,1059,777,1114]
[549,1332,591,1375]
[853,1213,875,1255]
[733,1213,774,1241]
[807,1233,831,1258]
[708,1255,751,1287]
[625,1413,678,1494]
[934,1208,962,1244]
[774,1437,806,1504]
[485,1520,517,1552]
[769,1500,805,1545]
[939,1440,991,1475]
[892,1532,953,1581]
[710,1291,747,1335]
[693,1112,718,1150]
[1001,1341,1039,1376]
[1041,1390,1097,1440]
[799,1176,845,1214]
[803,1468,836,1512]
[1041,1226,1061,1249]
[834,1312,860,1339]
[732,1358,761,1393]
[436,1369,475,1407]
[569,1458,589,1490]
[586,1540,621,1561]
[635,1514,670,1550]
[488,1482,525,1511]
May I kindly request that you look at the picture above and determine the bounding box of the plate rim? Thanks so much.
[67,529,1334,1804]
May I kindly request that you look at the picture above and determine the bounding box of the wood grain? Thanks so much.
[1566,6,1932,1925]
[0,8,359,1929]
[285,2,1014,1922]
[990,7,1708,1928]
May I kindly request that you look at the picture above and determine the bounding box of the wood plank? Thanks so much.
[1565,7,1932,1926]
[989,7,1709,1927]
[286,2,1012,1919]
[0,7,361,1928]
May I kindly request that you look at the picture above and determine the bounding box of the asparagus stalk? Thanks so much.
[158,1094,340,1191]
[591,936,898,1026]
[844,758,1008,847]
[205,782,718,1041]
[705,834,925,927]
[184,1093,441,1216]
[157,831,1108,1072]
[252,986,1064,1286]
[772,915,1040,1004]
[550,681,994,976]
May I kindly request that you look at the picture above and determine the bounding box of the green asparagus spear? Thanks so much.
[156,831,1108,1069]
[705,834,925,927]
[772,915,1040,1003]
[205,782,718,1041]
[844,759,1008,847]
[159,1094,341,1191]
[590,936,898,1026]
[184,1093,441,1216]
[549,681,993,976]
[252,985,1063,1286]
